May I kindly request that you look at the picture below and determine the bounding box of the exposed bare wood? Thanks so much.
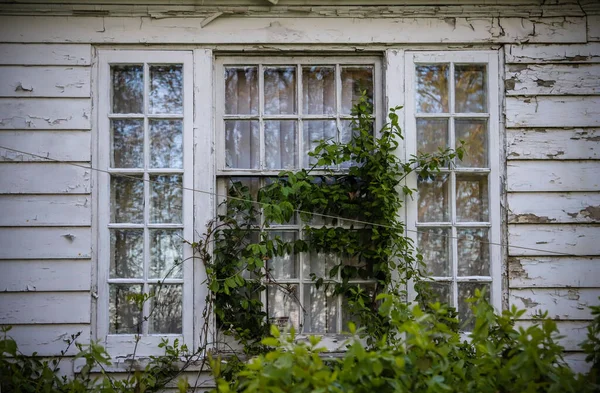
[509,288,599,320]
[0,260,91,291]
[508,192,600,224]
[0,227,91,259]
[507,128,600,160]
[0,292,90,324]
[508,224,600,256]
[508,256,600,287]
[0,195,91,226]
[506,96,600,128]
[6,324,90,356]
[507,161,600,192]
[506,43,600,63]
[505,64,600,95]
[0,44,91,66]
[0,66,90,98]
[0,98,91,130]
[0,163,90,194]
[0,130,91,162]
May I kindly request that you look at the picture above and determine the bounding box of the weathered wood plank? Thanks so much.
[0,260,91,291]
[564,352,591,374]
[0,66,90,98]
[507,128,600,160]
[506,96,600,128]
[508,192,600,224]
[0,44,91,66]
[588,15,600,42]
[0,195,91,226]
[515,320,589,351]
[6,324,90,356]
[0,163,90,194]
[0,130,90,162]
[509,256,600,288]
[507,161,600,192]
[0,292,90,324]
[0,98,91,130]
[0,227,91,259]
[505,64,600,96]
[508,224,600,257]
[509,288,599,320]
[506,43,600,63]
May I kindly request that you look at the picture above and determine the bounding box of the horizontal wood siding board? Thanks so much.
[515,320,589,351]
[6,324,90,356]
[505,96,600,128]
[506,43,600,63]
[0,163,90,194]
[0,292,90,324]
[0,98,91,130]
[507,161,600,192]
[505,64,600,96]
[588,15,600,42]
[0,195,91,226]
[509,256,600,288]
[509,288,600,320]
[0,260,91,292]
[0,227,91,259]
[0,130,90,162]
[0,44,91,66]
[508,192,600,224]
[563,353,592,374]
[507,128,600,160]
[0,66,91,98]
[508,224,600,257]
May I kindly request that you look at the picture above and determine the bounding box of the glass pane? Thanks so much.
[455,65,487,113]
[109,284,142,334]
[111,119,143,168]
[455,119,488,168]
[225,67,258,115]
[110,175,144,223]
[417,281,451,306]
[303,120,336,168]
[418,174,449,222]
[225,120,259,169]
[149,65,183,114]
[150,229,183,279]
[417,228,451,276]
[417,118,448,155]
[456,174,489,222]
[228,177,260,225]
[457,228,490,276]
[150,120,183,169]
[416,64,449,113]
[264,67,296,115]
[149,284,182,334]
[267,231,298,280]
[341,66,373,114]
[111,65,143,114]
[458,282,490,330]
[265,121,298,170]
[267,284,301,331]
[303,284,338,334]
[303,250,337,279]
[110,229,143,278]
[302,66,335,115]
[341,284,376,330]
[150,175,183,224]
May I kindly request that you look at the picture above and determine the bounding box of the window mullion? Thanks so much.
[142,62,151,336]
[449,61,458,310]
[259,64,265,170]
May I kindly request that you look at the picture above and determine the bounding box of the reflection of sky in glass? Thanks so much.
[150,65,183,114]
[150,175,183,224]
[457,228,489,276]
[112,65,143,114]
[150,229,183,279]
[150,120,183,168]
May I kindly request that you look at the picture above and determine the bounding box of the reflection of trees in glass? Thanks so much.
[264,67,296,115]
[456,119,487,168]
[458,282,489,330]
[112,65,143,113]
[456,174,489,222]
[416,64,449,113]
[417,228,450,276]
[225,67,258,115]
[150,175,183,224]
[110,229,143,278]
[110,176,144,223]
[150,65,183,114]
[150,229,183,279]
[417,118,448,155]
[418,175,449,222]
[109,284,142,334]
[455,65,486,113]
[111,119,143,168]
[150,284,183,334]
[150,120,183,169]
[341,67,373,113]
[457,228,489,276]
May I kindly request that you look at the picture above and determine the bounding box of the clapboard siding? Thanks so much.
[0,44,91,66]
[0,163,90,194]
[5,324,90,356]
[505,43,600,63]
[505,64,600,96]
[509,257,600,288]
[0,195,91,226]
[0,66,91,98]
[0,260,91,292]
[509,288,598,320]
[0,98,91,130]
[564,353,591,374]
[507,161,600,192]
[515,320,588,351]
[0,292,90,324]
[0,130,90,162]
[0,227,91,259]
[508,224,600,257]
[507,128,599,160]
[505,96,600,128]
[508,192,600,224]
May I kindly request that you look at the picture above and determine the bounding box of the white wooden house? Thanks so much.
[0,0,599,382]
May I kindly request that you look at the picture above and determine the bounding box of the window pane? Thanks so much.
[225,120,259,169]
[225,67,258,115]
[264,67,296,115]
[149,65,183,114]
[150,175,182,224]
[416,64,449,113]
[455,65,487,113]
[109,284,142,334]
[458,282,490,330]
[150,120,183,169]
[418,228,451,277]
[302,66,335,115]
[341,66,373,114]
[341,284,376,330]
[455,119,488,168]
[457,228,490,276]
[456,174,489,222]
[303,120,336,168]
[302,250,336,279]
[149,284,182,334]
[110,175,144,223]
[418,174,449,222]
[265,120,298,170]
[150,229,183,279]
[228,177,260,225]
[111,119,143,168]
[303,284,338,333]
[417,118,448,155]
[110,229,143,278]
[267,231,298,280]
[111,65,143,114]
[267,284,301,331]
[417,281,451,306]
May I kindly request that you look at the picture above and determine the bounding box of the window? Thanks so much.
[405,51,501,328]
[96,51,194,354]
